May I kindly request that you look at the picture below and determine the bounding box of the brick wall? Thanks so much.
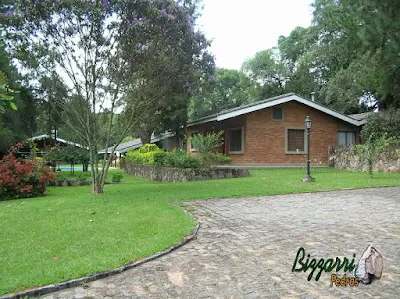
[187,101,360,165]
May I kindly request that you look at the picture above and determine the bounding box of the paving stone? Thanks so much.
[41,187,400,298]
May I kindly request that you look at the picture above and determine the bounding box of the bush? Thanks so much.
[138,144,160,153]
[361,110,400,142]
[202,153,232,166]
[111,172,124,183]
[0,143,54,201]
[354,134,399,176]
[190,131,231,166]
[125,144,166,165]
[78,173,87,182]
[55,171,65,180]
[125,143,231,169]
[191,131,224,153]
[158,149,203,168]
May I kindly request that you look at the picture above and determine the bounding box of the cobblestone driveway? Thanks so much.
[44,187,400,298]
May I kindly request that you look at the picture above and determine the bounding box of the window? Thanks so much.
[190,131,199,151]
[229,127,244,153]
[338,132,356,146]
[286,128,306,154]
[272,106,283,120]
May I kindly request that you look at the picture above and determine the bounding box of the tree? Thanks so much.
[242,49,289,95]
[45,146,90,175]
[361,110,400,142]
[188,68,254,119]
[2,0,210,194]
[0,27,37,155]
[310,0,400,111]
[121,1,214,144]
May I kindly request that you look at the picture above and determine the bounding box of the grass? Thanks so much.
[0,167,400,295]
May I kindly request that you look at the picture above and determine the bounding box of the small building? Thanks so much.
[19,134,84,157]
[187,93,365,166]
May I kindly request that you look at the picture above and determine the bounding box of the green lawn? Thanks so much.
[1,167,399,295]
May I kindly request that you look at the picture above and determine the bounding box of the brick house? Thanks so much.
[186,93,365,165]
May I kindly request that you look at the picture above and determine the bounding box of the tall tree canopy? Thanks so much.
[189,68,255,119]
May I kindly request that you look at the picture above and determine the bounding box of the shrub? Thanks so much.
[0,143,54,201]
[138,143,160,153]
[191,131,224,153]
[55,171,65,180]
[111,172,124,183]
[202,153,232,166]
[354,134,399,176]
[190,131,231,166]
[158,149,203,168]
[78,173,87,182]
[125,143,230,169]
[361,110,400,142]
[125,144,166,165]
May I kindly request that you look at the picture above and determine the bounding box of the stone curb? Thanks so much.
[1,222,200,299]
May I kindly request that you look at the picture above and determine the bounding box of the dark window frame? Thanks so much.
[228,127,244,154]
[272,106,283,121]
[285,127,307,154]
[338,131,356,146]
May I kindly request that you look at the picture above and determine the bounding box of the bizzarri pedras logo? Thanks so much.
[292,245,383,287]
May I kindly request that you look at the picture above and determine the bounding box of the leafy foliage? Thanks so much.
[361,110,400,142]
[125,144,166,165]
[0,143,54,201]
[191,131,224,154]
[158,149,203,168]
[201,152,232,166]
[354,134,399,176]
[125,144,224,168]
[189,68,255,119]
[111,172,124,183]
[190,131,231,166]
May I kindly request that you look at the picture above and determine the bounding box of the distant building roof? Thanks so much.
[99,131,175,155]
[29,134,84,148]
[188,93,364,127]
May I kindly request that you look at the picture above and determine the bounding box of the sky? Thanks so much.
[197,0,314,70]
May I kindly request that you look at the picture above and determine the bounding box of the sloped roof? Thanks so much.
[99,131,175,154]
[188,93,364,127]
[29,134,84,148]
[348,112,374,123]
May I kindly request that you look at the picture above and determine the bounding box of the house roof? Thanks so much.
[188,93,364,127]
[348,112,373,123]
[99,131,175,154]
[29,134,84,148]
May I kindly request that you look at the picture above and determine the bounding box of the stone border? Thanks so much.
[48,181,121,187]
[1,219,200,299]
[49,180,92,187]
[124,163,250,182]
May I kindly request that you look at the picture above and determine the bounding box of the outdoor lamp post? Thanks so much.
[303,116,315,182]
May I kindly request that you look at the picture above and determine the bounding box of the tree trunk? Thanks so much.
[138,125,153,145]
[89,147,105,195]
[92,180,104,194]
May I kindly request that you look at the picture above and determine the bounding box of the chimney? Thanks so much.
[311,92,315,102]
